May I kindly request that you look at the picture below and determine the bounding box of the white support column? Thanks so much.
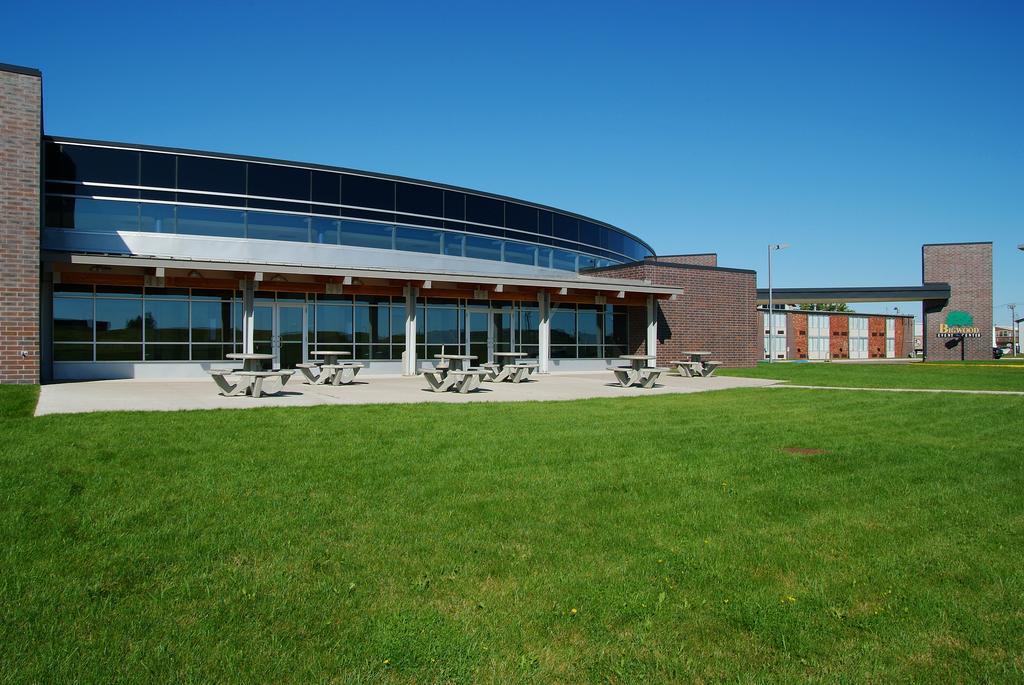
[403,285,418,375]
[646,294,657,367]
[538,291,551,374]
[242,280,255,354]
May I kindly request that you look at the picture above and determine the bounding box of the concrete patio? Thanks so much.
[35,371,778,416]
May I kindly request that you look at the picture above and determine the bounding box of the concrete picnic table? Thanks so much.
[485,351,537,383]
[213,353,292,397]
[670,352,720,378]
[433,354,476,375]
[609,354,664,389]
[619,354,657,370]
[226,353,274,371]
[310,349,352,365]
[492,351,527,366]
[301,349,355,385]
[424,354,485,393]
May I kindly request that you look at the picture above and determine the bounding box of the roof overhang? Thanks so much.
[50,252,683,298]
[756,283,951,305]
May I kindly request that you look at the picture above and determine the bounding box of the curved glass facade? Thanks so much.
[43,139,655,272]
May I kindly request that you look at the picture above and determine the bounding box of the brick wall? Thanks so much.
[895,317,908,357]
[830,315,849,359]
[649,253,718,267]
[922,243,993,361]
[0,65,42,384]
[788,312,808,359]
[594,260,759,368]
[869,316,886,358]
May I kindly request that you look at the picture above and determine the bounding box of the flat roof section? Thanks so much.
[756,283,951,305]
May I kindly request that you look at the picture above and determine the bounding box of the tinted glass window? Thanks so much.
[442,233,464,257]
[553,214,578,242]
[145,300,189,342]
[141,152,175,188]
[424,306,460,346]
[342,174,395,210]
[95,298,143,342]
[315,304,354,344]
[550,307,576,344]
[49,145,139,185]
[145,345,189,361]
[466,195,504,226]
[470,223,504,238]
[579,221,601,247]
[606,230,626,255]
[246,211,310,242]
[176,206,245,238]
[443,191,465,220]
[465,235,501,261]
[395,226,441,254]
[248,163,309,201]
[505,204,537,233]
[577,305,601,345]
[311,171,340,205]
[355,303,390,343]
[340,207,395,223]
[397,183,443,217]
[247,198,310,214]
[503,242,536,266]
[552,250,577,271]
[140,203,175,233]
[339,220,392,249]
[178,156,246,194]
[53,298,93,342]
[191,301,233,341]
[70,199,139,233]
[538,210,553,236]
[311,217,339,244]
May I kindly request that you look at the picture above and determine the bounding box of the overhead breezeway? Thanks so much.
[755,283,951,305]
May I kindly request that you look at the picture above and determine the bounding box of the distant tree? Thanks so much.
[797,303,854,312]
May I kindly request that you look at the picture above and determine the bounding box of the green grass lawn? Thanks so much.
[2,383,1023,682]
[719,360,1024,391]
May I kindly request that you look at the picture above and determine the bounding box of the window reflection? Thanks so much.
[45,142,655,266]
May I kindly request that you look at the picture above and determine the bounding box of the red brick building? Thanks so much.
[761,309,915,361]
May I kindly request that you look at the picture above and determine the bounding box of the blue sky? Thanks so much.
[4,1,1022,323]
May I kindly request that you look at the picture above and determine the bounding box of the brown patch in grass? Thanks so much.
[782,447,830,456]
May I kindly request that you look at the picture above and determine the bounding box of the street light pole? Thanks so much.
[767,243,790,363]
[1010,304,1018,357]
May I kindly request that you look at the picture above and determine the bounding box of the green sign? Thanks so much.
[938,310,981,338]
[945,310,974,327]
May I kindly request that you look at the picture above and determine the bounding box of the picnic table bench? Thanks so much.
[607,364,668,389]
[608,354,665,388]
[297,349,354,384]
[208,368,295,398]
[669,359,723,377]
[482,356,539,383]
[321,361,365,385]
[423,367,489,393]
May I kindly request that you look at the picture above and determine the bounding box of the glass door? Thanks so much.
[466,308,492,364]
[253,304,274,358]
[276,304,306,370]
[252,303,307,369]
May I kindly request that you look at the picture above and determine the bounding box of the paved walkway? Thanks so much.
[35,372,779,416]
[771,384,1024,396]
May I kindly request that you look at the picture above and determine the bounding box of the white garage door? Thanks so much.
[849,316,869,359]
[807,314,830,360]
